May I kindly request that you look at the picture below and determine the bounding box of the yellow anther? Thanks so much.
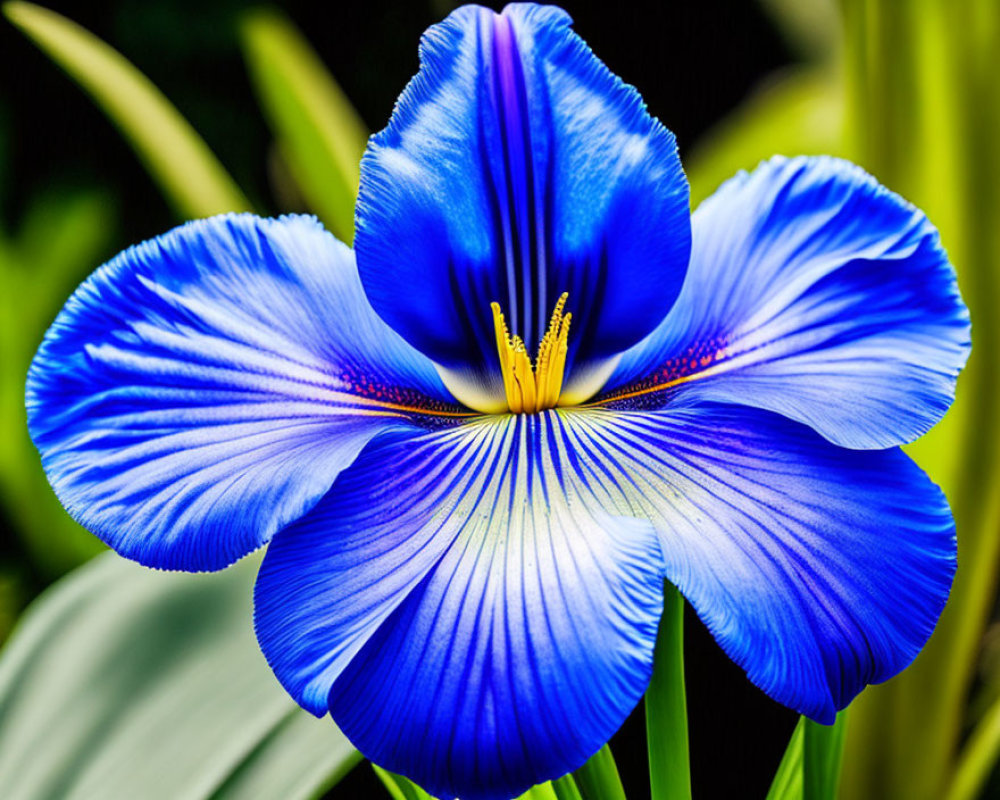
[491,292,572,413]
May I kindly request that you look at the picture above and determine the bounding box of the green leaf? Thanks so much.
[551,773,585,800]
[644,583,690,800]
[0,187,114,578]
[802,713,846,800]
[766,718,805,800]
[838,2,1000,798]
[3,1,250,218]
[372,767,436,800]
[765,714,845,800]
[758,0,840,60]
[371,766,568,800]
[573,744,628,800]
[240,8,368,242]
[945,689,1000,800]
[0,552,359,800]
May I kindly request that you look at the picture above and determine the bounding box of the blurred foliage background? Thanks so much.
[0,1,996,798]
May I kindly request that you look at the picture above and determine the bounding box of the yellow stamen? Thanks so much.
[491,292,572,413]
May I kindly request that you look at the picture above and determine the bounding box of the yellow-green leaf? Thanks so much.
[240,8,368,242]
[3,1,250,218]
[766,718,805,800]
[684,68,843,207]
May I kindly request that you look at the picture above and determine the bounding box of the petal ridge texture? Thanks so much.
[27,213,458,571]
[256,413,666,800]
[256,403,954,798]
[605,156,970,449]
[355,3,691,406]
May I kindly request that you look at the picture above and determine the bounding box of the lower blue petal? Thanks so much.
[27,214,464,571]
[255,414,665,800]
[603,156,970,449]
[566,404,956,722]
[256,401,953,798]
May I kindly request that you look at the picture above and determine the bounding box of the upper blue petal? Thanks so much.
[604,156,970,449]
[27,213,463,571]
[355,3,690,408]
[255,414,665,800]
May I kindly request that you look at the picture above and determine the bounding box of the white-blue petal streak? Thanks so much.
[565,404,955,722]
[355,3,690,405]
[255,414,665,800]
[606,156,970,449]
[255,401,953,798]
[27,213,460,571]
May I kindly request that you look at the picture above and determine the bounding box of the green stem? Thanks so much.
[645,583,691,800]
[803,713,847,800]
[551,774,585,800]
[572,744,627,800]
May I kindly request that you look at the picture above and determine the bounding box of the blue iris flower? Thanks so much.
[27,4,969,799]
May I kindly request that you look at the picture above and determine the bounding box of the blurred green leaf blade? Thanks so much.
[0,186,114,578]
[766,718,805,800]
[240,8,368,242]
[838,2,1000,798]
[684,68,843,207]
[946,690,1000,800]
[3,1,251,218]
[0,552,357,800]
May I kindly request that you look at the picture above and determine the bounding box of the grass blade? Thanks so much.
[240,8,367,242]
[3,1,250,218]
[645,583,691,800]
[573,744,627,800]
[766,718,805,800]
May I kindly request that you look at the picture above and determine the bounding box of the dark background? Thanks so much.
[0,1,798,797]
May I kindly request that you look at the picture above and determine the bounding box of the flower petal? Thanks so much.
[257,401,953,794]
[254,414,665,800]
[27,213,465,571]
[603,156,970,449]
[565,403,955,722]
[355,3,690,409]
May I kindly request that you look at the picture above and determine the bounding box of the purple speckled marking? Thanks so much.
[594,336,730,411]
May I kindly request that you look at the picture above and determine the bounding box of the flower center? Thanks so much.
[491,292,572,413]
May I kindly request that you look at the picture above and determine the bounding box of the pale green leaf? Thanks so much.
[758,0,839,60]
[240,8,368,242]
[0,552,358,800]
[3,1,250,218]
